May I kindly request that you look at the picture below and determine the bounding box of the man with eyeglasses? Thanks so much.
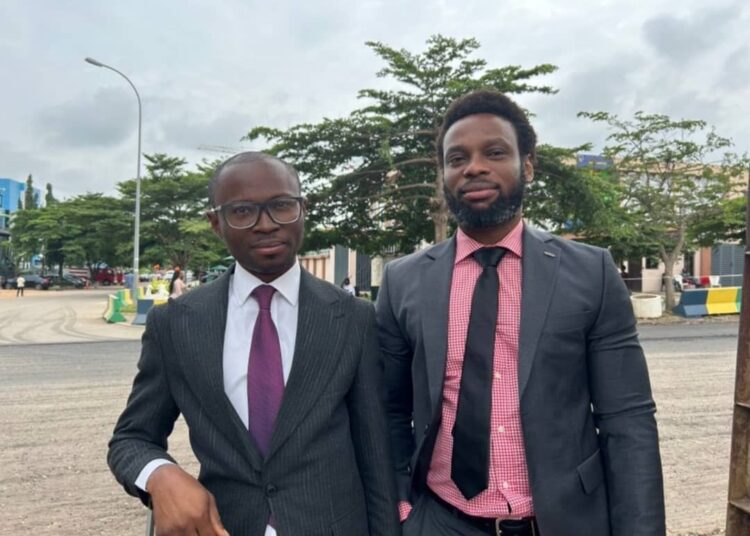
[108,152,399,536]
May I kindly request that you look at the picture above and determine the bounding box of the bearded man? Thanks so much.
[375,90,665,536]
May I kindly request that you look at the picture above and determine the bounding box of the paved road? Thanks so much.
[0,288,143,345]
[0,290,740,535]
[640,321,737,536]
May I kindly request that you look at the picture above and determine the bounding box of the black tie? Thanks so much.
[452,247,507,499]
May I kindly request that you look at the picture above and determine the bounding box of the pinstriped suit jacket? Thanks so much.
[108,267,399,535]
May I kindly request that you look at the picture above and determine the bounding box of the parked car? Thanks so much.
[47,273,86,289]
[3,274,51,290]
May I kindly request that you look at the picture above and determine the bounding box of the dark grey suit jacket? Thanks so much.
[109,268,399,536]
[376,226,665,536]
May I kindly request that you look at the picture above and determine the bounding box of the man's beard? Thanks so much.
[443,167,526,230]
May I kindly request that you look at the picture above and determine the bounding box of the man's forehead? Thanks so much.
[220,159,296,185]
[444,114,518,147]
[222,157,286,175]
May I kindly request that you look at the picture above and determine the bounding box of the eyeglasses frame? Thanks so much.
[208,196,305,230]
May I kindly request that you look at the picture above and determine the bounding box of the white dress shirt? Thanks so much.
[135,262,301,536]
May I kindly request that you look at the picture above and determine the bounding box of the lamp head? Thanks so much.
[84,57,104,67]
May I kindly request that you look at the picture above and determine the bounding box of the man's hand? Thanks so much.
[146,464,230,536]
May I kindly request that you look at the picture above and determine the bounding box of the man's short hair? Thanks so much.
[436,90,537,168]
[208,151,301,206]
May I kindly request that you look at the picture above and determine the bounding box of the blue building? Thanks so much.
[0,177,42,230]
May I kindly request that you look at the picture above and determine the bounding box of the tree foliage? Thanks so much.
[10,193,131,273]
[10,154,226,275]
[690,193,747,246]
[24,174,37,209]
[246,35,593,255]
[45,183,57,206]
[117,153,225,270]
[579,110,748,308]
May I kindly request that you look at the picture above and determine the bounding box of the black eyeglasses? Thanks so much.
[210,197,304,229]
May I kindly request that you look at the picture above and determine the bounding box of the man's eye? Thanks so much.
[232,205,254,215]
[271,199,295,210]
[446,155,465,165]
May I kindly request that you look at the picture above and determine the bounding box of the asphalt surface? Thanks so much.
[0,288,741,535]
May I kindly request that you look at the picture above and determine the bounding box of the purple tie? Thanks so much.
[247,285,284,457]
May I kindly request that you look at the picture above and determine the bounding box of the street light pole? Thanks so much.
[84,57,142,280]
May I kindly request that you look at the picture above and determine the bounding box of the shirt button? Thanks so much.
[498,425,505,433]
[494,372,502,380]
[502,481,510,490]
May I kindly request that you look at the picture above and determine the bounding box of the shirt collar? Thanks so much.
[231,261,301,307]
[455,219,524,265]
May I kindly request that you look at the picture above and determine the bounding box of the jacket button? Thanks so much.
[265,484,277,497]
[424,424,430,433]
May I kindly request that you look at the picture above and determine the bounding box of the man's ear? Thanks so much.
[523,155,534,183]
[206,211,223,239]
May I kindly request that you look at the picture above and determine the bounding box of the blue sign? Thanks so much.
[576,154,613,170]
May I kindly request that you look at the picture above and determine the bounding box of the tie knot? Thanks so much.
[251,285,276,310]
[472,247,507,268]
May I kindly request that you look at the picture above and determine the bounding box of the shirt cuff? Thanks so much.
[135,459,175,492]
[398,500,413,523]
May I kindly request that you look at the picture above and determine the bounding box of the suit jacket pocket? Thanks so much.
[330,504,368,535]
[577,448,605,494]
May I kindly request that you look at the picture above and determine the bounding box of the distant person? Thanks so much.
[168,270,186,299]
[108,151,398,535]
[341,276,356,296]
[376,90,664,535]
[620,264,632,293]
[124,271,135,294]
[16,275,25,297]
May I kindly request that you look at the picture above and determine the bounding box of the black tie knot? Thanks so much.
[472,247,507,268]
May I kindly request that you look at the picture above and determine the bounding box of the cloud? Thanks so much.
[719,46,750,90]
[38,87,137,147]
[642,4,741,62]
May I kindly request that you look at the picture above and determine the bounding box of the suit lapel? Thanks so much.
[518,227,560,398]
[420,239,456,418]
[267,270,346,460]
[178,267,264,471]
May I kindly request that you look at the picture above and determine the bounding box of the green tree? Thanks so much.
[524,146,635,255]
[117,153,223,271]
[24,174,37,209]
[45,183,57,206]
[10,194,131,275]
[690,193,747,246]
[246,35,592,255]
[579,110,748,308]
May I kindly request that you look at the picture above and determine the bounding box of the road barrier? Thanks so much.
[117,288,134,307]
[103,294,127,323]
[673,287,742,317]
[132,297,168,325]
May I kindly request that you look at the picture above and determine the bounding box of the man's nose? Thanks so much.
[254,208,280,231]
[463,154,489,177]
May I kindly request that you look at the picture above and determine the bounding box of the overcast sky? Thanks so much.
[2,0,748,199]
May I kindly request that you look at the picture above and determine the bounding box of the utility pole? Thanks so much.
[726,166,750,534]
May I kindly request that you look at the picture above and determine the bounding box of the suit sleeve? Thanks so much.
[588,251,665,535]
[107,304,180,505]
[346,303,400,536]
[375,263,415,503]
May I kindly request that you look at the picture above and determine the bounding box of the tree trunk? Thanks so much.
[662,224,688,311]
[432,170,449,243]
[662,255,676,311]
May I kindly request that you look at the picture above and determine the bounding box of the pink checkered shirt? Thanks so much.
[399,220,534,521]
